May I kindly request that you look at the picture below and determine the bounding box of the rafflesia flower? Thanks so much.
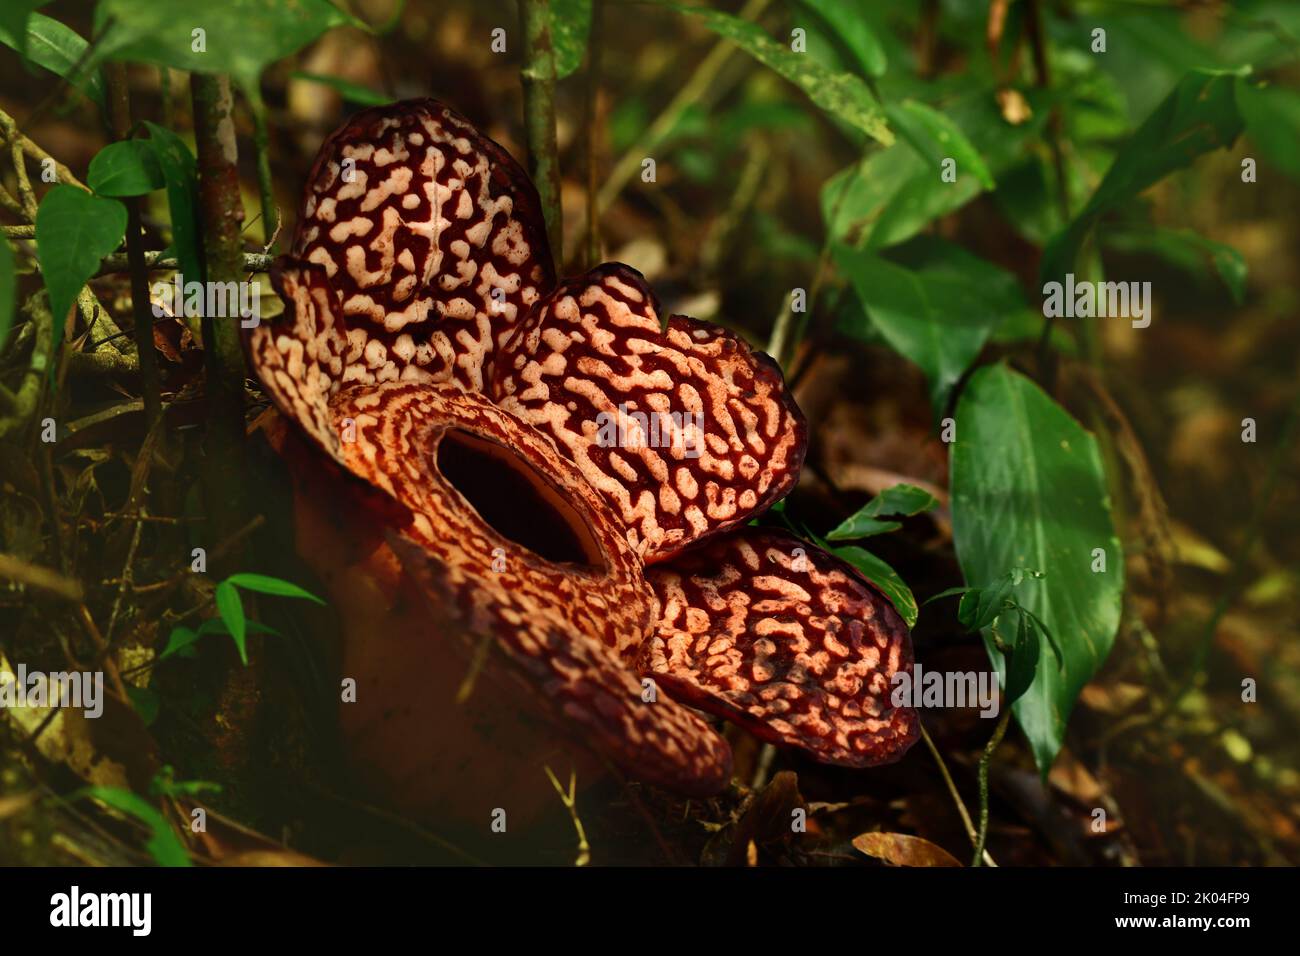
[244,100,917,822]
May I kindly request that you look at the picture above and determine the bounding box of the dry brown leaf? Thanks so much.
[852,831,962,867]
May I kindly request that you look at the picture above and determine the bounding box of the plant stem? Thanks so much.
[190,73,249,561]
[520,0,563,258]
[106,64,163,433]
[248,91,280,250]
[971,706,1012,867]
[96,250,274,276]
[918,721,997,867]
[582,0,605,269]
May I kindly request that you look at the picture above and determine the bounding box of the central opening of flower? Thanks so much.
[437,429,605,569]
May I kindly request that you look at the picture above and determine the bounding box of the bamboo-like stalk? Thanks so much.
[190,73,249,555]
[519,0,563,258]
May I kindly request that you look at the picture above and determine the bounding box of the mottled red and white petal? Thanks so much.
[331,381,731,795]
[246,260,349,463]
[292,99,555,391]
[641,529,918,768]
[492,263,807,563]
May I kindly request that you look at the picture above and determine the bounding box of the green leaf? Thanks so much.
[126,685,160,726]
[1238,80,1300,181]
[226,572,325,604]
[834,236,1026,414]
[951,364,1123,774]
[797,0,886,78]
[1102,225,1247,304]
[1001,608,1042,707]
[160,625,200,660]
[92,0,356,93]
[0,11,105,108]
[667,3,892,146]
[832,544,918,628]
[0,1,48,59]
[87,140,166,197]
[884,99,994,190]
[142,122,204,285]
[550,0,592,80]
[289,70,389,106]
[35,186,127,364]
[78,787,191,867]
[828,482,938,540]
[214,580,247,665]
[1041,68,1247,285]
[0,236,15,349]
[823,87,1049,249]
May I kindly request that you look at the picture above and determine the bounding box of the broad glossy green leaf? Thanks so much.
[214,580,247,665]
[951,364,1123,774]
[832,544,918,628]
[834,236,1026,414]
[0,236,14,349]
[80,787,191,866]
[668,3,892,146]
[551,0,592,79]
[35,186,126,362]
[828,482,938,540]
[0,11,105,108]
[1041,68,1247,285]
[884,99,994,190]
[227,572,324,604]
[87,140,165,197]
[143,122,204,285]
[798,0,886,78]
[92,0,356,91]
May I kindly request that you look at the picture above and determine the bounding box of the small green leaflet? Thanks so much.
[225,572,325,604]
[831,543,918,628]
[87,140,166,197]
[142,122,204,285]
[214,580,246,665]
[828,482,938,540]
[664,2,892,146]
[77,787,191,867]
[35,186,127,369]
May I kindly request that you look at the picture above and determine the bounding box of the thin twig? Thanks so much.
[581,0,771,258]
[543,765,591,867]
[918,721,997,867]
